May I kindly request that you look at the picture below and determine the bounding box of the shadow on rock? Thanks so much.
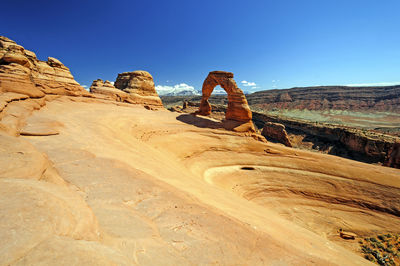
[176,114,223,129]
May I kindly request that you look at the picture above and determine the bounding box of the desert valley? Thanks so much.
[1,34,400,266]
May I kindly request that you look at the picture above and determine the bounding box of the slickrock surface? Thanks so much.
[197,71,255,132]
[261,122,292,147]
[1,95,399,264]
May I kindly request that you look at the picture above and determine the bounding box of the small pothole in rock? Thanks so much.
[240,166,255,170]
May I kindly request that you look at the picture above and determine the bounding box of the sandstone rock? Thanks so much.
[182,100,188,109]
[339,231,356,240]
[261,122,292,147]
[384,142,400,169]
[2,52,31,67]
[89,79,129,102]
[115,71,156,96]
[89,74,163,108]
[0,36,89,98]
[247,85,400,112]
[197,71,255,132]
[114,70,163,107]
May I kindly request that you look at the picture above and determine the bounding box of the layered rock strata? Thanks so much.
[197,71,255,132]
[90,71,163,108]
[89,79,128,102]
[253,111,400,168]
[0,36,88,97]
[0,36,90,135]
[385,142,400,168]
[114,70,163,107]
[261,122,292,147]
[247,85,400,112]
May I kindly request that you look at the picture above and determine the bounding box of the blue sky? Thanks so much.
[2,0,400,93]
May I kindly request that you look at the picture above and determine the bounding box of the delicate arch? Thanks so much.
[197,71,252,122]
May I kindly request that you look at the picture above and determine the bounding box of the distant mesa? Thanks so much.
[247,85,400,112]
[196,71,255,132]
[90,70,163,108]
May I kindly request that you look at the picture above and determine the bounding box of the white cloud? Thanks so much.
[155,83,200,96]
[81,84,90,91]
[241,80,257,87]
[345,82,400,87]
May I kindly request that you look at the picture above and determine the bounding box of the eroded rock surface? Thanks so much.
[197,71,255,132]
[114,70,163,107]
[1,36,398,265]
[89,79,129,102]
[261,122,292,147]
[385,142,400,168]
[0,36,90,135]
[0,36,88,97]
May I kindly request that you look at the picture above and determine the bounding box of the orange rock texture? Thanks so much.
[261,122,292,147]
[385,142,400,168]
[114,70,163,107]
[90,71,163,108]
[197,71,255,132]
[1,36,400,265]
[0,36,89,97]
[89,79,129,102]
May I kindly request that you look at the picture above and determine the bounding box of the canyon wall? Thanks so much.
[247,85,400,112]
[252,112,400,168]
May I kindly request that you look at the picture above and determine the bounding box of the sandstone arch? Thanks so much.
[197,71,255,132]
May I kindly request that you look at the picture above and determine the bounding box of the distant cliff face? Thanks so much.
[247,86,400,112]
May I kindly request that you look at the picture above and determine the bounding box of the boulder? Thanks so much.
[196,71,255,132]
[339,231,356,240]
[261,122,292,147]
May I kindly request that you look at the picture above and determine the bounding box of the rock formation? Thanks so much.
[114,70,163,107]
[89,71,163,108]
[89,79,129,102]
[197,71,255,132]
[261,122,292,147]
[384,142,400,168]
[247,85,400,112]
[0,36,88,97]
[254,111,400,168]
[0,36,90,135]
